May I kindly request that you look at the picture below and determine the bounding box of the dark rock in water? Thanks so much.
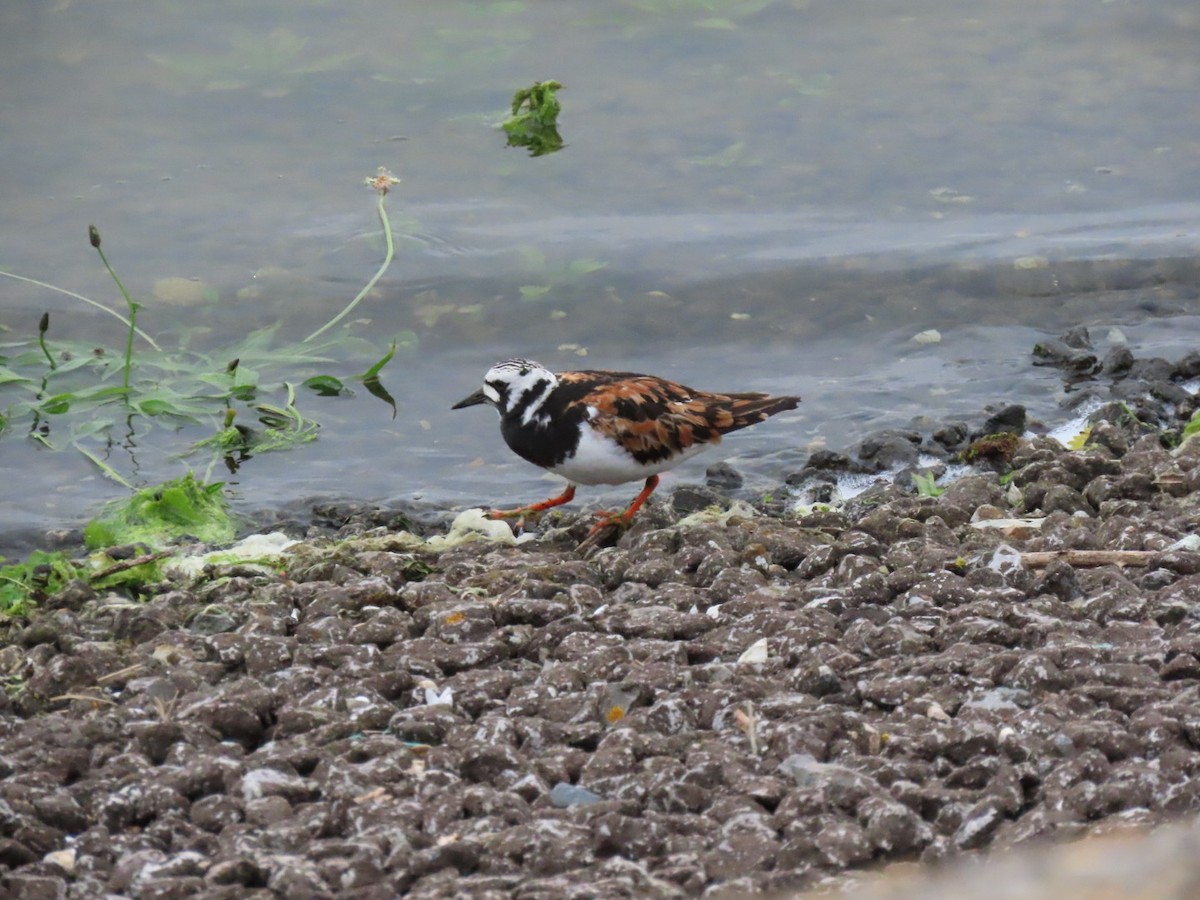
[705,461,744,490]
[1108,385,1170,428]
[1101,343,1135,377]
[669,484,727,515]
[1032,339,1099,374]
[1060,325,1092,350]
[1060,388,1104,413]
[249,497,454,542]
[975,404,1027,439]
[931,422,969,451]
[806,449,854,470]
[795,479,838,503]
[1175,350,1200,380]
[856,429,922,472]
[786,449,858,486]
[1128,356,1175,383]
[1148,381,1193,407]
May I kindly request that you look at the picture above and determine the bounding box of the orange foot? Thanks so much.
[487,484,577,523]
[577,475,660,552]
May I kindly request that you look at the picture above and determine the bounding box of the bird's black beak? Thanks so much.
[451,388,487,410]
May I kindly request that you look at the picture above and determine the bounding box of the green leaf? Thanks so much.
[686,140,762,168]
[73,384,131,404]
[39,393,73,415]
[230,365,260,389]
[135,398,203,422]
[357,339,397,381]
[302,375,352,397]
[127,386,210,419]
[72,418,116,441]
[74,445,135,489]
[363,376,397,417]
[518,246,547,271]
[0,366,34,386]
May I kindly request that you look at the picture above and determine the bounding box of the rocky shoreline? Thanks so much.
[3,330,1200,898]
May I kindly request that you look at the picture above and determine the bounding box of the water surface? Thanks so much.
[2,0,1199,555]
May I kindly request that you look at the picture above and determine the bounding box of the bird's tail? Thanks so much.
[720,393,801,434]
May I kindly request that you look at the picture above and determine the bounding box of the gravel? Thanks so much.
[2,332,1200,898]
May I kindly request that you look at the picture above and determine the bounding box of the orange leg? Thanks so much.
[585,475,660,539]
[488,484,576,521]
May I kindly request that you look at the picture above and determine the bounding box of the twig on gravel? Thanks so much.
[1020,549,1172,568]
[354,787,388,804]
[96,663,147,685]
[49,693,117,707]
[89,550,174,582]
[735,702,760,755]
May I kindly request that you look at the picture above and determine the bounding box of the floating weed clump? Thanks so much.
[83,472,236,551]
[502,79,564,156]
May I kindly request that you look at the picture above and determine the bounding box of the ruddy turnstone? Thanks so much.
[452,358,800,541]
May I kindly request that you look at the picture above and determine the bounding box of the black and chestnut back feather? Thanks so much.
[556,370,800,465]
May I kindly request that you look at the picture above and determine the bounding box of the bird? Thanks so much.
[451,358,800,543]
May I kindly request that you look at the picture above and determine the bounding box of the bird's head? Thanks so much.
[451,358,556,419]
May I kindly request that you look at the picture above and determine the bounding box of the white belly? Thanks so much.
[547,425,715,486]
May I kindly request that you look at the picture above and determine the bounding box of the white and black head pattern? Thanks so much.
[483,358,557,419]
[453,358,592,470]
[452,358,556,422]
[451,355,554,422]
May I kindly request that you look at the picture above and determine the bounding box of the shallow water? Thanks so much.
[2,0,1199,555]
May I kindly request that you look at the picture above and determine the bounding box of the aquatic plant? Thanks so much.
[502,80,565,156]
[0,550,82,618]
[83,472,236,550]
[0,172,405,486]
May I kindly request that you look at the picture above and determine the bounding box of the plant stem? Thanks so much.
[37,313,56,370]
[90,228,140,393]
[122,297,138,392]
[0,270,161,351]
[304,190,394,343]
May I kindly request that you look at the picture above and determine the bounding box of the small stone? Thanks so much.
[705,462,744,490]
[550,782,603,808]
